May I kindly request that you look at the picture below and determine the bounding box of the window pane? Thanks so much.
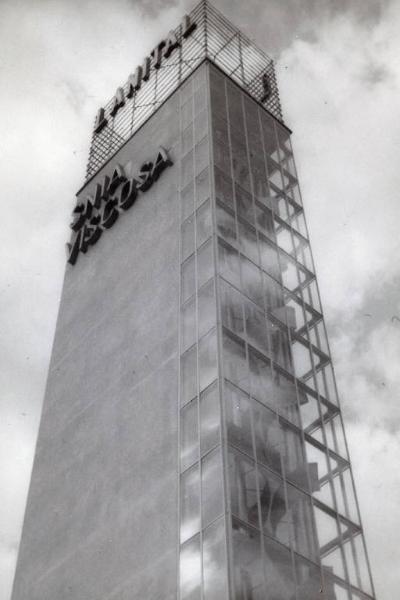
[219,240,240,288]
[225,382,254,458]
[181,181,195,222]
[263,272,284,311]
[196,167,210,207]
[257,464,288,546]
[182,123,194,156]
[232,518,264,599]
[294,554,322,600]
[236,184,254,224]
[194,108,207,143]
[181,98,193,130]
[195,136,209,175]
[196,199,212,247]
[182,254,195,302]
[181,400,198,472]
[259,235,280,280]
[217,202,237,246]
[215,167,234,209]
[273,370,299,425]
[180,534,201,600]
[197,239,214,288]
[198,279,216,339]
[244,299,269,355]
[240,255,263,306]
[239,221,259,264]
[269,321,293,372]
[255,204,274,240]
[182,215,195,262]
[263,535,296,600]
[181,345,197,405]
[203,518,228,600]
[198,329,217,392]
[223,331,248,391]
[202,447,224,528]
[200,383,220,455]
[181,466,200,542]
[249,348,274,409]
[229,449,258,527]
[181,296,196,352]
[181,150,194,189]
[252,399,282,474]
[220,279,244,337]
[282,424,310,492]
[286,483,318,561]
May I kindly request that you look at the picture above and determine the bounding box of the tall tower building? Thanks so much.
[11,3,376,600]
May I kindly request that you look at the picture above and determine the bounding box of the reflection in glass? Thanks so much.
[282,424,310,492]
[223,331,248,391]
[198,279,216,339]
[198,328,217,392]
[200,383,220,455]
[286,483,318,561]
[181,466,200,542]
[195,136,209,175]
[249,349,274,409]
[238,221,258,264]
[232,519,264,599]
[244,299,269,355]
[259,235,280,280]
[181,150,194,189]
[180,534,201,600]
[182,254,195,303]
[181,296,196,352]
[236,184,254,224]
[263,534,296,600]
[217,202,237,246]
[215,167,234,209]
[181,400,198,472]
[294,553,322,600]
[197,239,214,289]
[219,240,241,288]
[182,215,195,261]
[240,255,263,307]
[196,168,210,207]
[252,400,282,474]
[220,279,244,337]
[196,199,212,248]
[181,181,195,222]
[225,382,254,458]
[257,463,288,545]
[203,518,229,600]
[181,345,197,405]
[229,449,258,527]
[202,447,224,528]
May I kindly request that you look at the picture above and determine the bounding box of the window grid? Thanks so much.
[178,64,229,600]
[210,63,375,600]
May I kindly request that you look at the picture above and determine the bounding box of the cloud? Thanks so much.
[1,1,399,599]
[274,3,400,597]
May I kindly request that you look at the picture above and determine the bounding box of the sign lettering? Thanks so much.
[94,14,196,135]
[67,147,173,265]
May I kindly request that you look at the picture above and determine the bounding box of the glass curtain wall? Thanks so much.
[179,64,229,600]
[209,63,375,600]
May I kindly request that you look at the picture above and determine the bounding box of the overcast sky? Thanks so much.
[1,0,399,599]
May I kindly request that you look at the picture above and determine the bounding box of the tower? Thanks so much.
[11,3,376,600]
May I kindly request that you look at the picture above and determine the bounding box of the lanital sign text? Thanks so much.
[67,148,173,265]
[94,14,197,135]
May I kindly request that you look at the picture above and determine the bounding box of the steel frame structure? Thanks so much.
[85,0,282,181]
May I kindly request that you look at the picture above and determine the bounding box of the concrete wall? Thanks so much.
[11,76,183,600]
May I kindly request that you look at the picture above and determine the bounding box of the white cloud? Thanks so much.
[276,4,400,597]
[1,0,399,599]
